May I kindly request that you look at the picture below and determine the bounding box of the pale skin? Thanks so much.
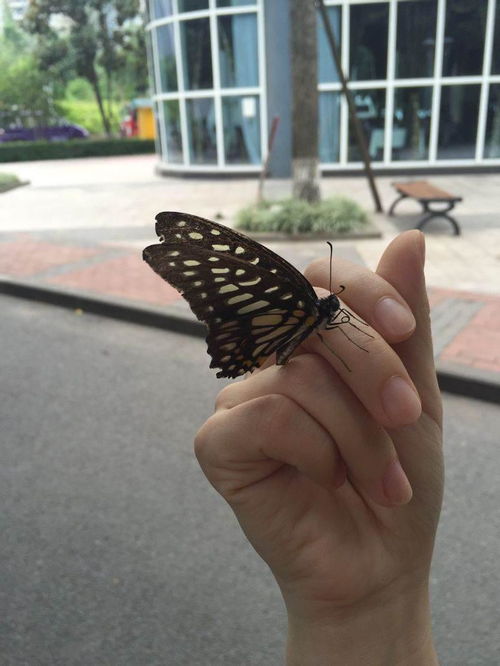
[195,231,444,666]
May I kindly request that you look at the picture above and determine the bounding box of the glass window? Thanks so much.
[156,24,178,92]
[392,87,432,161]
[152,0,173,20]
[348,89,386,161]
[154,103,164,159]
[163,101,183,163]
[485,84,500,158]
[437,84,480,159]
[145,30,155,94]
[492,3,500,74]
[396,0,436,79]
[222,96,260,164]
[217,0,256,6]
[178,0,208,12]
[317,6,341,84]
[218,14,258,88]
[186,98,217,164]
[350,3,388,81]
[319,92,341,163]
[180,19,213,90]
[442,0,487,76]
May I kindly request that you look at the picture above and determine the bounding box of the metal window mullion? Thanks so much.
[209,0,224,167]
[151,22,169,163]
[339,1,349,164]
[256,0,267,165]
[429,0,446,162]
[476,0,496,160]
[384,0,397,164]
[172,0,189,167]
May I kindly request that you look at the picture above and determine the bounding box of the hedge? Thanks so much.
[0,138,155,163]
[237,196,369,234]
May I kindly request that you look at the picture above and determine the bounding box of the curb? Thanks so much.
[0,180,30,194]
[0,276,205,339]
[2,276,499,404]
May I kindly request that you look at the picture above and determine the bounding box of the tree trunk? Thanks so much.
[89,68,112,137]
[290,0,320,203]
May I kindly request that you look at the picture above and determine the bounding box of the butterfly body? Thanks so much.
[143,212,343,379]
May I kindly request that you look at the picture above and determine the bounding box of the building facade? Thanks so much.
[145,0,500,175]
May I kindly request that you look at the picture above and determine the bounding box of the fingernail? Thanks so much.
[383,459,413,505]
[381,376,422,425]
[374,297,416,338]
[334,458,347,489]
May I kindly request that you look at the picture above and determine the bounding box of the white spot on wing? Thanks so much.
[235,246,245,254]
[239,277,261,286]
[227,293,253,305]
[189,232,203,240]
[237,300,270,315]
[219,284,239,294]
[184,260,200,266]
[211,268,230,274]
[212,244,230,251]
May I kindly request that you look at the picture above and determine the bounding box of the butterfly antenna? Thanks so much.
[327,241,333,294]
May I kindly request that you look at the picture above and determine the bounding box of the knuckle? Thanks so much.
[303,257,327,283]
[193,413,221,463]
[214,383,236,411]
[283,352,327,391]
[254,393,294,439]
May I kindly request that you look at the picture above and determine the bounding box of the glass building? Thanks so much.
[146,0,500,174]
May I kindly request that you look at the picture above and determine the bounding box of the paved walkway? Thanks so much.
[1,155,499,398]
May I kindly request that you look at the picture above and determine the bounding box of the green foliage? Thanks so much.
[0,172,20,185]
[65,78,97,102]
[236,197,369,235]
[0,138,155,163]
[58,100,121,135]
[0,52,59,127]
[24,0,147,136]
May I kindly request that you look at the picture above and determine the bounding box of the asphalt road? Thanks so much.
[1,296,499,665]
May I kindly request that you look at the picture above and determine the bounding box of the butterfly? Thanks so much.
[143,211,368,379]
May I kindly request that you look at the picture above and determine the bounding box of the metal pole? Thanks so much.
[316,0,383,213]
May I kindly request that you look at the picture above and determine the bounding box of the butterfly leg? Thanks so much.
[326,322,371,353]
[316,332,351,372]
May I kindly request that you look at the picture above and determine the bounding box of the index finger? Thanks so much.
[304,256,416,343]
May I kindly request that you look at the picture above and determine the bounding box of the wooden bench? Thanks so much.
[388,181,463,236]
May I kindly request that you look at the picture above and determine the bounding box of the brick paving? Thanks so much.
[1,155,499,390]
[1,227,499,385]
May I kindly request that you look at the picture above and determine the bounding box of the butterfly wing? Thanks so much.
[143,211,320,378]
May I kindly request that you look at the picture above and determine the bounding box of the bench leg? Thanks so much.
[417,202,461,236]
[388,193,408,216]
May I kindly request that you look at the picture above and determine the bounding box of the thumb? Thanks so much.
[376,231,441,425]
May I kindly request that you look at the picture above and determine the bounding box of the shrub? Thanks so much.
[236,196,368,234]
[58,99,121,135]
[0,172,22,192]
[0,138,155,162]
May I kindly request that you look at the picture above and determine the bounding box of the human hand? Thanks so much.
[195,231,443,665]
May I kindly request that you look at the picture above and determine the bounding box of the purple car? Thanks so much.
[0,123,89,143]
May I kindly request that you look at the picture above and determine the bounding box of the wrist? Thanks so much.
[286,582,438,666]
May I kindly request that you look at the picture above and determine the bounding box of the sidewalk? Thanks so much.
[1,155,499,401]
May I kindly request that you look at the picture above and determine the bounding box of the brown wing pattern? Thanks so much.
[143,212,320,378]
